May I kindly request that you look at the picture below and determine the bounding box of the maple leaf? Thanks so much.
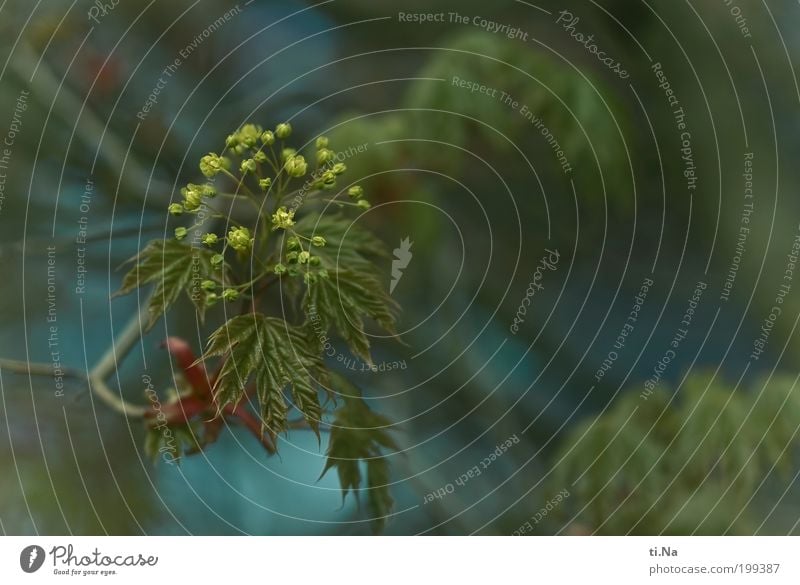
[114,239,222,330]
[202,314,326,439]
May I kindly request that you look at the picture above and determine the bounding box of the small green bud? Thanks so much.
[202,233,219,246]
[281,148,297,162]
[238,124,261,147]
[286,251,299,263]
[228,227,253,251]
[168,203,184,216]
[240,158,257,174]
[260,130,275,145]
[315,136,329,149]
[310,256,322,266]
[275,122,292,139]
[199,153,229,177]
[201,280,217,292]
[271,206,295,230]
[298,251,311,264]
[182,185,203,211]
[222,288,239,302]
[311,236,326,247]
[200,183,217,198]
[318,169,336,189]
[225,134,239,147]
[348,185,364,199]
[210,254,225,266]
[284,155,308,178]
[316,148,334,165]
[258,177,272,191]
[356,199,371,209]
[253,150,268,163]
[205,292,219,306]
[273,263,287,275]
[332,163,347,175]
[234,144,247,155]
[304,272,317,285]
[174,227,188,240]
[317,269,329,279]
[286,236,300,250]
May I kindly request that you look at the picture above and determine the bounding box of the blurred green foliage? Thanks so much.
[548,373,800,534]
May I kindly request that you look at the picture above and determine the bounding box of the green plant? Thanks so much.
[116,122,400,533]
[546,373,800,535]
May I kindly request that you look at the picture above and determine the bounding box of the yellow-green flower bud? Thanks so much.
[281,147,296,162]
[222,288,239,302]
[182,186,203,211]
[174,227,188,240]
[287,236,300,250]
[286,251,298,263]
[260,130,275,145]
[227,227,253,251]
[318,169,336,189]
[317,268,329,279]
[240,158,257,174]
[303,272,317,284]
[311,236,326,247]
[202,233,219,246]
[199,153,229,177]
[315,136,329,149]
[271,206,295,230]
[284,155,308,178]
[273,263,287,275]
[356,199,371,209]
[275,122,292,139]
[206,292,219,306]
[200,183,217,198]
[332,163,347,175]
[316,148,334,165]
[258,177,272,191]
[168,203,184,216]
[239,124,261,147]
[253,150,268,163]
[201,280,216,292]
[298,251,311,264]
[210,254,225,266]
[310,256,322,266]
[348,185,364,199]
[225,134,239,147]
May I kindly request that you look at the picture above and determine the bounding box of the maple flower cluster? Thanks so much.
[167,121,372,298]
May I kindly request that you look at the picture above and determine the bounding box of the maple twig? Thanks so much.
[0,296,153,418]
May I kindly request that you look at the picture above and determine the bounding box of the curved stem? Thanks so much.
[0,297,153,418]
[91,306,150,417]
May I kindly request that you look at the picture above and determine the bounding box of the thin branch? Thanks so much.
[0,297,152,418]
[89,306,149,418]
[0,359,83,380]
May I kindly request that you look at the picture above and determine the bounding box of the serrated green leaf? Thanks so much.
[114,239,219,330]
[321,374,397,533]
[304,269,398,363]
[366,457,394,533]
[204,314,325,439]
[293,213,387,275]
